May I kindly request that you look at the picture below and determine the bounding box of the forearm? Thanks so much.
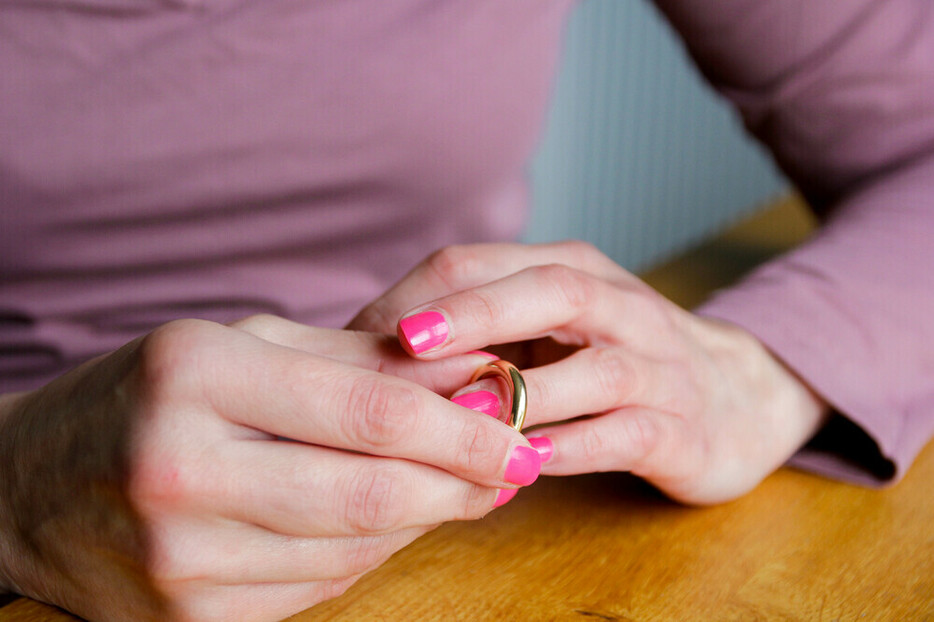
[655,0,934,483]
[699,154,934,484]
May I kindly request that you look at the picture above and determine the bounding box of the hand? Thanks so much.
[0,316,539,621]
[350,241,830,505]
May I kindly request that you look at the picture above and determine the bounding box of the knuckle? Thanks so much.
[632,288,671,326]
[561,239,604,264]
[229,313,280,339]
[452,420,498,475]
[351,298,397,333]
[560,240,633,283]
[534,264,594,310]
[528,373,557,416]
[579,424,611,464]
[344,465,407,534]
[460,483,493,519]
[144,522,192,585]
[131,449,198,512]
[425,245,482,290]
[622,413,660,461]
[591,347,636,405]
[135,319,217,398]
[460,287,506,331]
[344,378,419,448]
[320,576,360,604]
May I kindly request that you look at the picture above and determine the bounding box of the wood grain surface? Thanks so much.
[3,197,932,621]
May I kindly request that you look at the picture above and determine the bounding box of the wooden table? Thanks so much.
[3,197,932,621]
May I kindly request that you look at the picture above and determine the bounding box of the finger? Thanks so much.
[207,441,500,537]
[165,323,541,488]
[349,241,636,333]
[527,407,681,477]
[452,347,674,429]
[450,380,507,423]
[151,517,429,584]
[394,265,673,358]
[229,314,494,396]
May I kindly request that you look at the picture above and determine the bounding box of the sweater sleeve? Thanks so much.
[652,0,934,485]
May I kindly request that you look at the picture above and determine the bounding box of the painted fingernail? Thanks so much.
[451,390,500,418]
[504,446,541,486]
[398,311,449,354]
[468,350,499,361]
[528,437,554,463]
[493,488,518,508]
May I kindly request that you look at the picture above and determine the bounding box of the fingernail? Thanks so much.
[528,437,554,463]
[504,446,541,486]
[468,350,499,361]
[451,390,500,418]
[398,311,449,354]
[493,488,518,508]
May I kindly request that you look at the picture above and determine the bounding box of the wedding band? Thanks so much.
[469,359,528,432]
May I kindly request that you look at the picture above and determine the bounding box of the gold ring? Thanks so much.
[469,360,528,432]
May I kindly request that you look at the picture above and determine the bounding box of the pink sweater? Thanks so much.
[2,0,932,486]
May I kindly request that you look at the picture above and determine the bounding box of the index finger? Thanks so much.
[169,322,542,489]
[229,314,497,397]
[394,264,669,359]
[348,241,635,333]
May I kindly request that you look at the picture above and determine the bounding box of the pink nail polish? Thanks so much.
[399,311,449,354]
[528,437,554,463]
[493,488,518,508]
[504,446,541,486]
[451,391,500,418]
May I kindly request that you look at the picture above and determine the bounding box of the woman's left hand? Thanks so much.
[349,241,829,505]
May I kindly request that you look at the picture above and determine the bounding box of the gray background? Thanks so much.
[527,0,789,271]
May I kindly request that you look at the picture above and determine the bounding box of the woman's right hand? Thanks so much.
[0,316,540,622]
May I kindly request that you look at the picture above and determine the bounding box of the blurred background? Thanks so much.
[527,0,789,272]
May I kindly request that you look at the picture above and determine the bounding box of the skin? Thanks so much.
[349,240,831,505]
[0,316,535,622]
[0,239,830,620]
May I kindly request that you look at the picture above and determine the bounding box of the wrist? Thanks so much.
[697,317,831,458]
